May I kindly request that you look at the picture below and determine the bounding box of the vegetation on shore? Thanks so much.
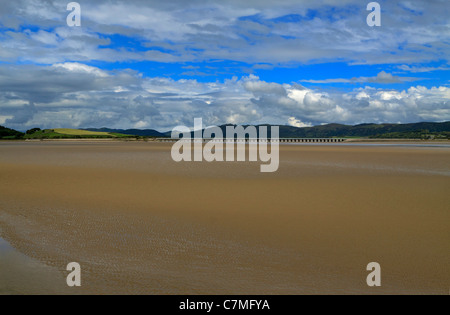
[0,126,24,139]
[370,130,450,140]
[0,128,135,140]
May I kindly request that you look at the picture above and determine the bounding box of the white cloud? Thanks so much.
[3,64,449,131]
[31,30,59,46]
[288,117,312,128]
[301,71,420,84]
[52,62,109,77]
[134,120,150,129]
[0,116,13,125]
[397,65,450,73]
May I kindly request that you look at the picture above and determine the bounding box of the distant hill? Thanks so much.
[84,128,165,137]
[2,121,450,140]
[0,125,24,139]
[185,121,450,139]
[275,121,450,138]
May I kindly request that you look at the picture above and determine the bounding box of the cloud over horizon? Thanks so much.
[0,63,448,131]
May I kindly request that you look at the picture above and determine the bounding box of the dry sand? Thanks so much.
[0,141,449,294]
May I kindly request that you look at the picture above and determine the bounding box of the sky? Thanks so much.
[0,0,449,131]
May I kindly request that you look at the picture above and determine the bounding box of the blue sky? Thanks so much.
[0,0,449,131]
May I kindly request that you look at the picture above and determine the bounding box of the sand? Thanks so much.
[0,141,449,294]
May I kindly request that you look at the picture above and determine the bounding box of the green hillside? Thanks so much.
[0,126,25,139]
[85,128,165,137]
[24,128,133,139]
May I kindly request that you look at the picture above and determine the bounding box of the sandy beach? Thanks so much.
[0,141,449,294]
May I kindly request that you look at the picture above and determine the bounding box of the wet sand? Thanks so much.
[0,235,74,295]
[0,141,449,294]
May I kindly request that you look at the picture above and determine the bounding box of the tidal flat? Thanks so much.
[0,141,449,294]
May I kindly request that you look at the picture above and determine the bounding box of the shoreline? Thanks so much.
[0,138,448,145]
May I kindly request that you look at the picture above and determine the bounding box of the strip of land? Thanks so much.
[2,121,450,140]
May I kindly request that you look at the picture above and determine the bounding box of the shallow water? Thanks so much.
[0,233,75,295]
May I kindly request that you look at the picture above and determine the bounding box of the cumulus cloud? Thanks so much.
[0,64,448,131]
[288,117,312,128]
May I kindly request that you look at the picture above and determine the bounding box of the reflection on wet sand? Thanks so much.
[0,142,449,294]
